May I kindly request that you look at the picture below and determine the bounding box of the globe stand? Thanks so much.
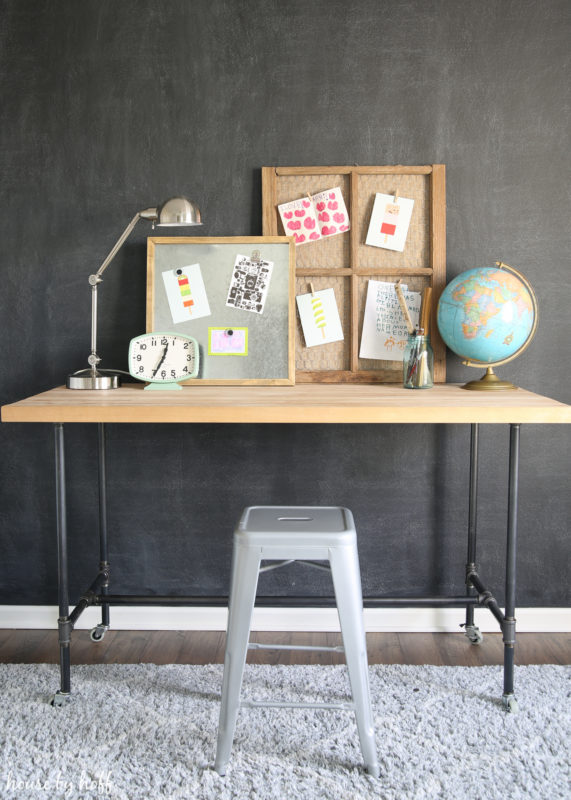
[462,366,517,391]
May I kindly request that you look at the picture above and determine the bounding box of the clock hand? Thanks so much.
[151,344,169,377]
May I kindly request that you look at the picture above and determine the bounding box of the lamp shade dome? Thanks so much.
[157,196,202,226]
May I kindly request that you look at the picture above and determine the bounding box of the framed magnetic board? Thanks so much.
[147,237,296,385]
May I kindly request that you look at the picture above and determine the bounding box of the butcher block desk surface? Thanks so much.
[2,382,570,425]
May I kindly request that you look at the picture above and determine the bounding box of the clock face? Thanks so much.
[128,333,199,383]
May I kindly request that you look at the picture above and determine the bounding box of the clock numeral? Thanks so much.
[183,342,189,349]
[136,354,142,361]
[151,339,157,347]
[161,369,167,378]
[161,337,168,346]
[171,369,177,378]
[183,366,188,373]
[139,366,144,373]
[140,343,147,350]
[187,354,192,361]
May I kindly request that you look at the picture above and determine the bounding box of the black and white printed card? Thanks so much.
[226,254,274,315]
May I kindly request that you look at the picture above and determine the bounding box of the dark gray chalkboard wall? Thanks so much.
[1,0,569,608]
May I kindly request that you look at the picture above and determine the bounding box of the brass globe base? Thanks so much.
[462,367,518,391]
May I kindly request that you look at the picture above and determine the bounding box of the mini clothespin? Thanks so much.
[251,250,261,263]
[393,188,400,204]
[309,281,316,296]
[395,279,414,334]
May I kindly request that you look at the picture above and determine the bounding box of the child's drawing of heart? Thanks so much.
[303,200,311,208]
[327,201,338,210]
[316,202,326,212]
[287,220,301,230]
[329,192,336,199]
[318,212,329,222]
[283,211,293,219]
[294,233,306,244]
[295,209,305,217]
[333,212,345,223]
[304,217,316,229]
[321,225,337,236]
[309,232,320,240]
[340,224,349,232]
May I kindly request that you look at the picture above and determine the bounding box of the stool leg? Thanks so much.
[329,544,380,778]
[215,543,261,776]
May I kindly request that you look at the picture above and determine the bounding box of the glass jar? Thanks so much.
[403,332,434,389]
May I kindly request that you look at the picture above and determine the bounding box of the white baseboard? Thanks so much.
[1,605,569,632]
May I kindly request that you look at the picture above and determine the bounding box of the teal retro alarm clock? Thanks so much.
[128,332,199,390]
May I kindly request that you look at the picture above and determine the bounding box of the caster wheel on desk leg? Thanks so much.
[50,691,70,707]
[463,625,483,645]
[502,694,519,714]
[89,625,108,642]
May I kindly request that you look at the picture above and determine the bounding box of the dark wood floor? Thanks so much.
[0,630,569,666]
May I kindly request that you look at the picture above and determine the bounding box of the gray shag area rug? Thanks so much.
[0,663,569,799]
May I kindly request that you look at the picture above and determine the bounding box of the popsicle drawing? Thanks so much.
[311,293,327,339]
[176,268,194,315]
[381,202,400,243]
[366,193,414,252]
[296,287,344,348]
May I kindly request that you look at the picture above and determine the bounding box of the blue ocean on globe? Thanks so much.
[437,267,535,364]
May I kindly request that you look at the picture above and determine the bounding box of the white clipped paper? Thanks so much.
[226,254,273,315]
[366,193,414,252]
[311,187,350,239]
[278,186,350,246]
[162,263,211,324]
[278,197,321,245]
[359,280,421,361]
[296,288,344,347]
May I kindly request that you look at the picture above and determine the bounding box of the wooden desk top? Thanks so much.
[2,383,570,424]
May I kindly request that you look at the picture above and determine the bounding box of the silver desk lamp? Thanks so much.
[67,196,202,390]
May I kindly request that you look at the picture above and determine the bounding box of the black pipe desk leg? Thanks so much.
[52,423,71,706]
[90,423,110,643]
[502,423,520,713]
[463,424,483,645]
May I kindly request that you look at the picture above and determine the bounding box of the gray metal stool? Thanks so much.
[214,505,379,777]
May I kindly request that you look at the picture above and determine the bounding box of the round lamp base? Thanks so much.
[462,367,517,391]
[67,372,121,390]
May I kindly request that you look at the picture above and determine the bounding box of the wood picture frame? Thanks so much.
[147,236,296,385]
[262,165,446,383]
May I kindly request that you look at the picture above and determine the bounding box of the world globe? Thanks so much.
[437,262,538,390]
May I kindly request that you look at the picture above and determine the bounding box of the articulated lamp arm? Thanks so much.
[94,208,157,280]
[87,209,158,378]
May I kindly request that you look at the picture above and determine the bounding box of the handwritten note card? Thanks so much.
[359,280,421,361]
[278,187,350,245]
